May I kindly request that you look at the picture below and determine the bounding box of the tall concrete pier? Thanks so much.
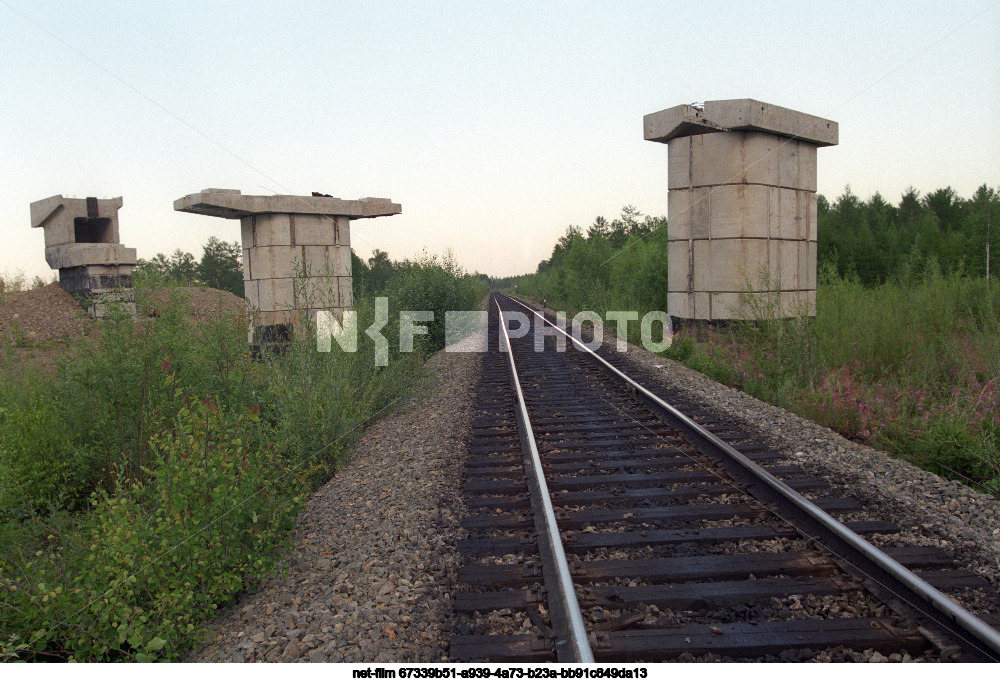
[644,99,837,323]
[175,189,401,343]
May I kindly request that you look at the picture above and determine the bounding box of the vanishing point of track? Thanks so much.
[449,292,1000,663]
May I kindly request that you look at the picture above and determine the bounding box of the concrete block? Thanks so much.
[256,279,275,312]
[301,245,330,278]
[30,195,67,229]
[767,187,781,240]
[240,217,254,248]
[809,194,818,242]
[779,239,800,290]
[42,221,75,249]
[779,187,799,240]
[709,184,770,239]
[294,215,338,246]
[257,279,296,312]
[339,245,353,277]
[244,279,260,309]
[302,245,351,278]
[777,289,816,316]
[667,136,692,190]
[742,132,782,186]
[668,241,691,292]
[254,214,292,247]
[338,276,353,309]
[807,241,818,289]
[798,143,817,192]
[766,188,807,240]
[242,248,251,280]
[276,279,297,310]
[795,190,811,241]
[336,217,352,246]
[691,189,712,239]
[668,187,712,241]
[777,138,800,189]
[693,239,770,292]
[797,241,810,292]
[804,289,817,316]
[88,294,136,320]
[697,131,778,187]
[692,291,710,320]
[710,292,749,319]
[764,239,806,291]
[678,131,793,188]
[710,290,801,319]
[682,263,818,321]
[249,246,298,280]
[668,292,691,319]
[668,189,692,241]
[294,276,325,309]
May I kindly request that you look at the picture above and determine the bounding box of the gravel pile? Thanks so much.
[184,350,480,662]
[140,286,247,322]
[0,283,91,344]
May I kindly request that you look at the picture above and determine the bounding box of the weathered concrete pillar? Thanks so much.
[30,194,137,318]
[644,99,837,324]
[174,189,401,344]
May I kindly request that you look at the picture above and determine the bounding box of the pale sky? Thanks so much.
[2,0,998,282]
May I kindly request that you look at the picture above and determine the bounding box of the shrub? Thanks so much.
[0,391,99,517]
[1,396,304,661]
[387,251,486,351]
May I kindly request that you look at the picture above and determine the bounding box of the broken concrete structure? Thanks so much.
[644,99,838,323]
[174,189,401,343]
[30,194,137,318]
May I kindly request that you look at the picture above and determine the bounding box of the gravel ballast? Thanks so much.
[185,350,480,662]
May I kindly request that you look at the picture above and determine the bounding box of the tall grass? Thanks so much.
[0,253,481,661]
[667,268,1000,490]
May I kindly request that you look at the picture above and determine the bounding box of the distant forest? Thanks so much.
[500,185,999,317]
[820,185,998,284]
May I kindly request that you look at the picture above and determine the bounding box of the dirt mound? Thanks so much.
[0,285,248,348]
[0,283,92,344]
[141,287,247,322]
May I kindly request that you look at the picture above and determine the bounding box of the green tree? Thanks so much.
[366,249,395,294]
[198,237,244,297]
[135,249,200,285]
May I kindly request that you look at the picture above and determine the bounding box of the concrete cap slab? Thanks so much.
[174,189,402,219]
[645,99,838,147]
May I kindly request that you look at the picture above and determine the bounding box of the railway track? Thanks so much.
[449,293,1000,663]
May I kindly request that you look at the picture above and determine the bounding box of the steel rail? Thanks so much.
[493,297,595,663]
[498,292,1000,661]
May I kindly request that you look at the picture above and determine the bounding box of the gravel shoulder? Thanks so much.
[184,349,480,662]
